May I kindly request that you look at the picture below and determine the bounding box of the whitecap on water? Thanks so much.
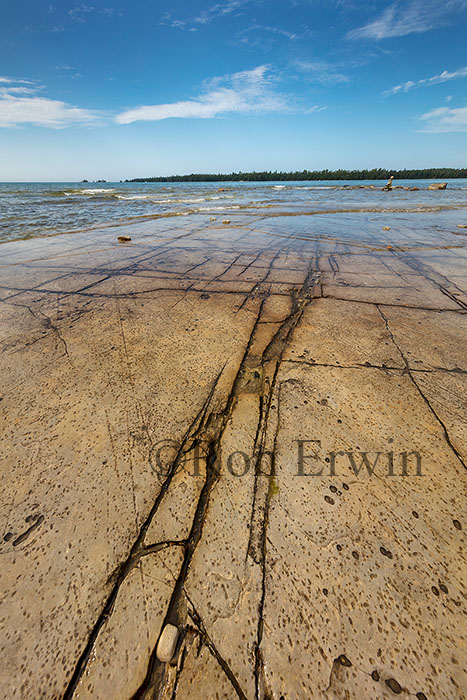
[64,188,117,196]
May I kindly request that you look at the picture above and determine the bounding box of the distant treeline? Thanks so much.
[127,168,467,183]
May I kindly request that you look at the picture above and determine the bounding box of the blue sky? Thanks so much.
[1,0,467,181]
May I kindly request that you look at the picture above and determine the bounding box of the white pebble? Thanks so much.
[156,623,179,663]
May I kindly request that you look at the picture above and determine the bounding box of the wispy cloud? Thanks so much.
[162,0,253,30]
[348,1,467,40]
[384,66,467,96]
[419,105,467,132]
[305,105,327,113]
[0,77,102,127]
[233,23,300,47]
[0,77,36,85]
[24,3,122,32]
[115,65,293,124]
[0,65,328,128]
[0,86,39,96]
[294,60,350,85]
[68,4,122,23]
[192,0,250,24]
[55,65,82,79]
[24,23,65,33]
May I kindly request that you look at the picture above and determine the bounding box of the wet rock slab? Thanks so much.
[0,213,465,699]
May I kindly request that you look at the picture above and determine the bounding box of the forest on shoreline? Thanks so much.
[127,167,467,183]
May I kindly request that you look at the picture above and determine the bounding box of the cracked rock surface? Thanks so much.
[0,212,465,699]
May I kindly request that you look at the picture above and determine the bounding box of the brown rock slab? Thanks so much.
[0,209,465,700]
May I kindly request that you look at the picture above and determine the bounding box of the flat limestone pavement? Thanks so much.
[0,212,465,699]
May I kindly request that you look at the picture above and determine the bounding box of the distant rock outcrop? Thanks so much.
[428,182,447,190]
[382,176,394,191]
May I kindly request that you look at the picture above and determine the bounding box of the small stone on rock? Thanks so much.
[156,623,179,663]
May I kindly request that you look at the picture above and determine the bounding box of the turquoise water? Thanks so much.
[1,180,467,243]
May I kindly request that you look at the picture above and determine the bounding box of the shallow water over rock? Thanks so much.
[1,178,467,243]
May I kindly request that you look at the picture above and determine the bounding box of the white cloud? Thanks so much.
[115,65,292,124]
[419,105,467,132]
[68,4,93,22]
[233,23,300,47]
[348,3,435,39]
[294,60,350,85]
[348,1,467,40]
[0,76,36,85]
[162,0,252,30]
[0,86,38,96]
[0,96,102,127]
[68,4,122,22]
[0,78,102,127]
[305,105,327,113]
[254,25,299,41]
[384,66,467,95]
[193,0,250,24]
[24,23,64,32]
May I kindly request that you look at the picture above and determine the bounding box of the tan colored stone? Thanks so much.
[261,363,466,700]
[157,623,179,663]
[323,277,462,309]
[411,370,467,462]
[381,306,467,370]
[184,394,262,699]
[283,297,404,368]
[0,210,465,700]
[74,547,183,699]
[428,182,447,190]
[171,633,237,699]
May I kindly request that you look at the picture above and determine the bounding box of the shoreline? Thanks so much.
[2,202,467,247]
[2,179,467,246]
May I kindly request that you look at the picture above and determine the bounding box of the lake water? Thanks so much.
[1,179,467,244]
